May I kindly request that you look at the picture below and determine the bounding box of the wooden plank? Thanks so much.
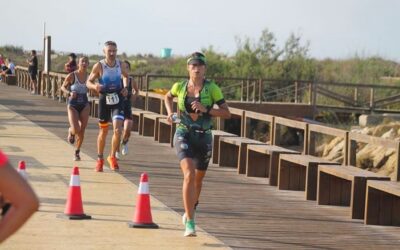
[351,177,367,219]
[278,159,290,190]
[246,149,269,177]
[329,175,343,206]
[392,196,400,226]
[365,186,381,225]
[378,191,393,225]
[308,124,348,138]
[238,142,266,174]
[317,170,331,205]
[274,116,308,130]
[280,154,335,166]
[212,131,237,164]
[366,180,400,196]
[349,132,398,148]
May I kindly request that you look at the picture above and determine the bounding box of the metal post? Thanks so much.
[294,81,298,103]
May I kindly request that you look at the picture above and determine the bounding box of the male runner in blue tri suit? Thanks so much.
[87,41,129,172]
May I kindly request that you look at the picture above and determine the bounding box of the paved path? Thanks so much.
[0,103,229,249]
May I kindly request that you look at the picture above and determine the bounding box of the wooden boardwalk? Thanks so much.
[2,83,400,249]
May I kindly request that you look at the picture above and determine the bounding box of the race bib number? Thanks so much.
[106,93,119,105]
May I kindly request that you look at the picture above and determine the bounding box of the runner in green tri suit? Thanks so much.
[164,52,231,237]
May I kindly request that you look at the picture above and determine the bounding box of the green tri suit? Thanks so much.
[171,79,226,170]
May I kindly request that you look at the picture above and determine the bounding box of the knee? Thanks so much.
[99,125,109,137]
[114,126,122,136]
[183,170,196,184]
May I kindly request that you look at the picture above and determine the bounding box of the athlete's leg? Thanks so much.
[122,119,133,142]
[194,170,206,206]
[76,104,90,150]
[111,118,123,157]
[98,123,109,156]
[180,158,197,221]
[67,106,80,144]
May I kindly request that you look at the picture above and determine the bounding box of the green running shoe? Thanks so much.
[184,219,196,237]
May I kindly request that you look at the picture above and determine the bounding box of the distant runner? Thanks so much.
[61,56,90,161]
[116,60,139,159]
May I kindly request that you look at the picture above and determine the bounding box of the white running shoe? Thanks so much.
[115,151,121,160]
[121,142,128,156]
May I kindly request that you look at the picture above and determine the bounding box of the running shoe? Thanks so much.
[121,142,128,156]
[182,201,199,225]
[184,220,196,237]
[74,152,81,161]
[107,155,119,171]
[95,158,104,172]
[115,151,121,160]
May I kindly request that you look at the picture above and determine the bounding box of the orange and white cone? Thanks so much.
[60,166,91,220]
[17,160,27,180]
[128,172,158,228]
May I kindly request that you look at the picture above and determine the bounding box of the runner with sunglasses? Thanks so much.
[164,52,231,237]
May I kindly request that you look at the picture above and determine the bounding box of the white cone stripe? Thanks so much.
[138,182,149,194]
[70,175,80,186]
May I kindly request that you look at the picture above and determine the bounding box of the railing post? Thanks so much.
[294,81,299,103]
[308,82,312,104]
[38,70,42,95]
[308,129,315,155]
[240,80,244,102]
[353,87,358,106]
[369,87,374,113]
[395,141,400,181]
[344,131,349,165]
[145,74,149,111]
[258,78,263,104]
[246,79,250,102]
[52,76,57,100]
[269,116,275,145]
[348,137,357,166]
[252,80,256,103]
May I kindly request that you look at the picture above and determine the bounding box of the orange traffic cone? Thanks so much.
[128,172,158,228]
[18,160,27,180]
[60,166,91,220]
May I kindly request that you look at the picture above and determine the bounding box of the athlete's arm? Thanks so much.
[164,91,175,124]
[131,77,139,96]
[120,62,129,97]
[87,63,102,93]
[0,158,39,243]
[208,102,231,119]
[60,73,74,98]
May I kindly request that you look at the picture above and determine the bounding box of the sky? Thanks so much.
[2,0,400,61]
